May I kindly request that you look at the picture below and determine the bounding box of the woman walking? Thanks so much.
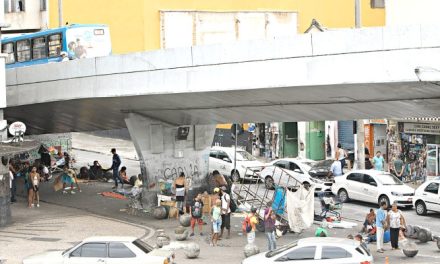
[387,203,406,250]
[173,172,187,214]
[28,166,40,208]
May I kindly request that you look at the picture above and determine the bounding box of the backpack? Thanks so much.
[242,216,252,233]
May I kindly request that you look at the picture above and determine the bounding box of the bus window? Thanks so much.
[2,42,15,64]
[32,37,47,59]
[48,34,62,57]
[17,39,31,62]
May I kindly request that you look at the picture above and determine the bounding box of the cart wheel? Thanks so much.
[256,221,265,232]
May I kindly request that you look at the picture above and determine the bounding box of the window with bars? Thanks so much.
[40,0,46,11]
[48,34,62,57]
[32,37,47,59]
[2,43,15,64]
[17,39,31,62]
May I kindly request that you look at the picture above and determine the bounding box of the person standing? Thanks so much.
[376,201,388,253]
[210,199,222,247]
[246,207,259,244]
[28,167,41,208]
[337,143,347,173]
[173,172,187,214]
[190,194,204,237]
[329,152,343,177]
[373,151,385,171]
[392,155,404,181]
[387,203,406,250]
[218,186,231,239]
[110,148,122,189]
[9,160,17,203]
[264,206,277,251]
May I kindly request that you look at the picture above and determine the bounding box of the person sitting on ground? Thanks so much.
[190,194,204,237]
[119,166,130,187]
[365,224,377,244]
[362,209,376,233]
[90,160,103,179]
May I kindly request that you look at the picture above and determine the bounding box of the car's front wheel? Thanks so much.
[378,195,390,208]
[265,176,275,189]
[231,170,240,183]
[338,189,349,203]
[415,200,427,215]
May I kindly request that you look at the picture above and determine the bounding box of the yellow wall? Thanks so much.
[49,0,385,54]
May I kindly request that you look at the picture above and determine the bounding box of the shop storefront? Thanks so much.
[388,120,440,179]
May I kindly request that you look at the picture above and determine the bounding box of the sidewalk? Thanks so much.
[0,197,151,264]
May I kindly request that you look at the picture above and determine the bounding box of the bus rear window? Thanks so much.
[17,39,31,62]
[2,43,15,64]
[48,34,62,57]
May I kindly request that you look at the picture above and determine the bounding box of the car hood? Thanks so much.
[388,184,415,194]
[242,252,269,264]
[239,160,264,168]
[23,251,63,262]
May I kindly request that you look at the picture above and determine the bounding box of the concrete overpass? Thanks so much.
[5,25,440,201]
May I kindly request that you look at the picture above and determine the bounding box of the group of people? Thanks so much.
[360,202,407,252]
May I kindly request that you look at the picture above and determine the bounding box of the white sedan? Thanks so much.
[260,158,333,192]
[242,237,373,264]
[332,170,414,208]
[413,179,440,215]
[22,236,174,264]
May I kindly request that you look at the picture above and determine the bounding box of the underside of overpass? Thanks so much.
[4,25,440,206]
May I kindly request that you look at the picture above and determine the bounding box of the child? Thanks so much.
[190,194,204,237]
[264,206,277,251]
[211,199,222,246]
[29,166,40,208]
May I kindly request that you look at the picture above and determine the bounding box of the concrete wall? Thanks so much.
[0,157,11,227]
[125,114,216,204]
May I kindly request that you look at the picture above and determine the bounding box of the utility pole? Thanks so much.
[58,0,63,27]
[355,0,361,28]
[354,120,366,169]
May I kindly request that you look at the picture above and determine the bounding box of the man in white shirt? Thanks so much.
[329,153,343,177]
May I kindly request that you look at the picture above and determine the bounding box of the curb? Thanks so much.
[72,147,140,162]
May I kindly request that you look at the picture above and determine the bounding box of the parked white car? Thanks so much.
[260,158,333,192]
[242,237,373,264]
[209,146,264,182]
[413,179,440,215]
[22,236,174,264]
[332,170,414,208]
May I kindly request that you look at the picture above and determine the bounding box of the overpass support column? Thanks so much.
[125,113,216,208]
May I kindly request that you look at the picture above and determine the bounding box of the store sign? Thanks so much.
[8,121,26,135]
[404,123,440,135]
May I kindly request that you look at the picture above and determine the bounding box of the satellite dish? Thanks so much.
[9,121,26,135]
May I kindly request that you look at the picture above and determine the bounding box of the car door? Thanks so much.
[362,174,379,203]
[217,151,232,176]
[345,173,364,201]
[314,246,355,264]
[272,160,289,186]
[423,182,440,212]
[105,242,139,264]
[275,246,317,263]
[289,162,308,184]
[67,243,107,264]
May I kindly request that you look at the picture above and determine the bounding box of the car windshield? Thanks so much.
[62,242,81,255]
[133,239,153,253]
[376,173,403,185]
[302,161,316,168]
[265,240,298,258]
[235,151,256,161]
